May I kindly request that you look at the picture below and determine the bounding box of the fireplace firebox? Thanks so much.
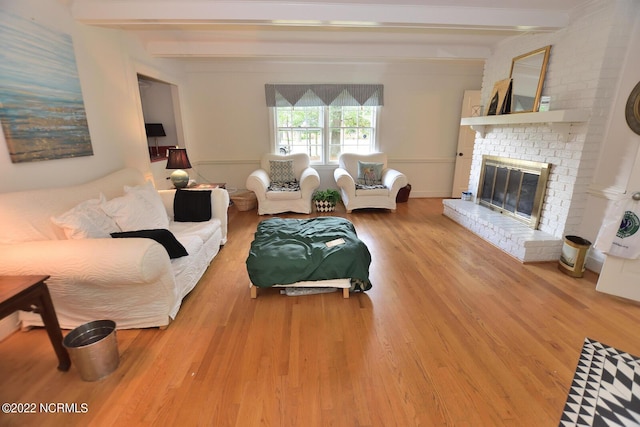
[477,156,551,229]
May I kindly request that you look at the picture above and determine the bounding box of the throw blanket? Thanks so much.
[246,217,372,291]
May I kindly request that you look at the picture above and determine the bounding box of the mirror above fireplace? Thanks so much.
[509,45,551,113]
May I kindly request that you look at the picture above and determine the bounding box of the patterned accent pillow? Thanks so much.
[355,183,387,190]
[267,181,301,192]
[269,160,296,184]
[357,161,383,186]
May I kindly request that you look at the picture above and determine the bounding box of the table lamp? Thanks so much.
[166,148,192,188]
[145,123,166,157]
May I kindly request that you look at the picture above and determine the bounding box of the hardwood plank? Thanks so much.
[1,198,639,426]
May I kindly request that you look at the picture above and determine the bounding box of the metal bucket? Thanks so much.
[63,320,119,381]
[559,235,592,278]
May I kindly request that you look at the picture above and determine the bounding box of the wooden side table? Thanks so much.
[0,275,71,371]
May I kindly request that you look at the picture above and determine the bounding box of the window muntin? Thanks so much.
[274,105,377,165]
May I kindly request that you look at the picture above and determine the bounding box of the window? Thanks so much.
[274,105,378,164]
[265,84,383,165]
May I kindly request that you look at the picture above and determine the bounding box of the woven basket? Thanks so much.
[314,200,336,213]
[230,191,257,211]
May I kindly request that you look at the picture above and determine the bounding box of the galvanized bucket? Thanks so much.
[63,320,119,382]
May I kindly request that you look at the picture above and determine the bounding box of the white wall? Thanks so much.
[0,0,186,340]
[181,60,483,195]
[582,3,640,269]
[0,0,185,193]
[0,3,484,198]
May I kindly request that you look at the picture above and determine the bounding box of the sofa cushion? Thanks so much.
[174,189,212,222]
[355,186,389,196]
[102,181,170,231]
[169,218,221,244]
[170,233,205,278]
[357,161,383,186]
[265,190,302,200]
[51,194,120,239]
[110,229,188,259]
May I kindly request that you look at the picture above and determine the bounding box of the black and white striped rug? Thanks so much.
[559,338,640,426]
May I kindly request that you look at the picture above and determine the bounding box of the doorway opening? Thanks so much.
[137,74,183,162]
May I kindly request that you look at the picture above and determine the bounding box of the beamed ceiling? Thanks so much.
[69,0,586,61]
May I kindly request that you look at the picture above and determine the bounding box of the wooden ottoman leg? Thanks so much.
[250,284,257,299]
[343,288,349,298]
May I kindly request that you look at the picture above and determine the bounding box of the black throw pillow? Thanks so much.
[174,189,212,222]
[110,229,188,259]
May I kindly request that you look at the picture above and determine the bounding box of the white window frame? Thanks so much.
[268,106,380,165]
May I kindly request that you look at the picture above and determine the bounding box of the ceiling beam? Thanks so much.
[71,1,569,31]
[145,39,493,60]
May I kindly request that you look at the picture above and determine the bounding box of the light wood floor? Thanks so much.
[2,198,640,426]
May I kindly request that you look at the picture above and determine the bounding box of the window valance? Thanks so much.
[265,84,383,107]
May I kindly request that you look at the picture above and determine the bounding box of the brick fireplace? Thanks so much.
[444,0,637,271]
[477,155,551,229]
[443,115,588,263]
[443,1,635,268]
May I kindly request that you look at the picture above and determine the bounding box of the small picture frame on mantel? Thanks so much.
[486,78,512,115]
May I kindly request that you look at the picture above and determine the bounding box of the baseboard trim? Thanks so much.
[0,313,20,342]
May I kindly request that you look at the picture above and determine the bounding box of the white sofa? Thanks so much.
[0,168,229,330]
[246,153,320,215]
[334,152,409,213]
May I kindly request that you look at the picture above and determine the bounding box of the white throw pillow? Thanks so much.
[102,181,169,231]
[51,194,120,239]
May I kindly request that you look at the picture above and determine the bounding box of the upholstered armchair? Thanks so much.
[246,153,320,215]
[334,152,408,213]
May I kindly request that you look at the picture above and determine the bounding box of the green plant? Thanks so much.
[312,189,341,204]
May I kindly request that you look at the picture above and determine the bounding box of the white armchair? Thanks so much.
[334,152,408,213]
[246,153,320,215]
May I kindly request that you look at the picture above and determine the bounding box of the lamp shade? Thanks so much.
[166,148,192,170]
[145,123,166,137]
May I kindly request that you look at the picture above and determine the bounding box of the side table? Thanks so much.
[188,182,226,189]
[0,275,71,371]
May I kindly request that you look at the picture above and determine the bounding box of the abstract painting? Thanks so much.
[0,10,93,163]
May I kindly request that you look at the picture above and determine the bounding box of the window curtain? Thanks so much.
[265,84,383,107]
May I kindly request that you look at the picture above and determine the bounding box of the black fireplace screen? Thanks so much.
[478,156,551,229]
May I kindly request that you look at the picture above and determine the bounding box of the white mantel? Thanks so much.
[460,109,589,137]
